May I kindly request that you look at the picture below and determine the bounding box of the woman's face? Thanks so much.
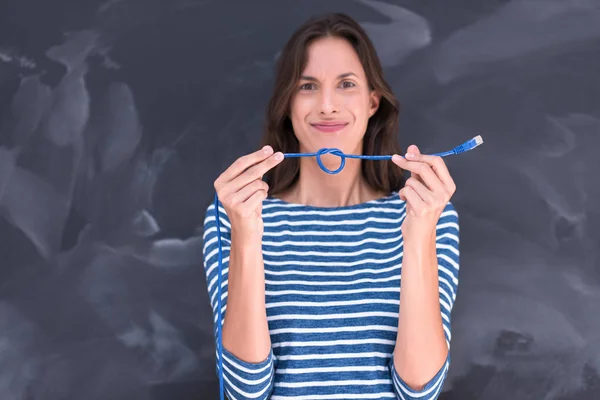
[290,36,380,154]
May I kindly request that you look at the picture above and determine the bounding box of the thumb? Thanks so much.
[406,144,421,156]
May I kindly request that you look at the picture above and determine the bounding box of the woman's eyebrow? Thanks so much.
[299,72,359,81]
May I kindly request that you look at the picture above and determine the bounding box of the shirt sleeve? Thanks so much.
[202,199,277,400]
[389,201,460,400]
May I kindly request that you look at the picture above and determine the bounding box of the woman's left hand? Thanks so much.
[392,144,456,238]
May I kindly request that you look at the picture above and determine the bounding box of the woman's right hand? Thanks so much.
[213,145,284,236]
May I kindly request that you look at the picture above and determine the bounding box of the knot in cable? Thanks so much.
[316,148,346,174]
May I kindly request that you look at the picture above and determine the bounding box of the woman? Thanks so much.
[203,12,459,400]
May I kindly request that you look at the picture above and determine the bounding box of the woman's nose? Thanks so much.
[319,88,339,115]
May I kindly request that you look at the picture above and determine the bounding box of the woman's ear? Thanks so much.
[369,91,381,117]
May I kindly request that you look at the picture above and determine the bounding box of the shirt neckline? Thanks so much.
[266,191,400,212]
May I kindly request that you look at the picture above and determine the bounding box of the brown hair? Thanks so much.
[259,12,406,197]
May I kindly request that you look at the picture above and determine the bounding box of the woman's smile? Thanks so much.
[310,121,349,133]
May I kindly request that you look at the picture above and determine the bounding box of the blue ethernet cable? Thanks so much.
[211,135,483,400]
[282,135,484,174]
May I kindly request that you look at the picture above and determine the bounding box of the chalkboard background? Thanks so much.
[1,0,599,399]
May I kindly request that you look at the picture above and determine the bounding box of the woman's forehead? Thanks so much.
[302,38,366,79]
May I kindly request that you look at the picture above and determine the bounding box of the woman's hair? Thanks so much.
[259,12,406,197]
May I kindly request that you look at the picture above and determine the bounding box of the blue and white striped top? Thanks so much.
[202,190,460,400]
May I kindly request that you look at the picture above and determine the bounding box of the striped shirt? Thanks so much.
[202,190,460,400]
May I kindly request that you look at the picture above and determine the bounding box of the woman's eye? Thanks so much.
[299,83,315,90]
[340,81,356,88]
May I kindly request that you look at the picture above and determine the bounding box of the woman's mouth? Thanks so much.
[310,122,348,133]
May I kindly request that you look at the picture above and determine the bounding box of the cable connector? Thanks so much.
[454,135,484,154]
[431,135,484,157]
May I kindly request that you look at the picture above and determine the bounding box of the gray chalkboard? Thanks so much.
[1,0,599,399]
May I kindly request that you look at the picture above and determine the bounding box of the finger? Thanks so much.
[405,177,434,204]
[218,145,275,185]
[244,188,269,211]
[401,185,425,210]
[405,151,454,192]
[399,188,406,201]
[224,152,283,197]
[393,156,443,192]
[231,179,269,204]
[406,145,424,184]
[239,151,284,187]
